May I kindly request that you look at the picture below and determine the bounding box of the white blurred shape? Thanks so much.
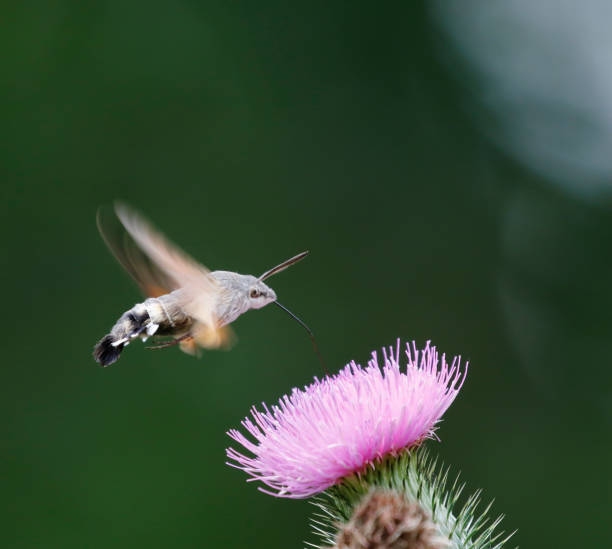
[432,0,612,198]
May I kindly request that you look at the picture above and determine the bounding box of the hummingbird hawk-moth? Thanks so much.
[93,203,312,367]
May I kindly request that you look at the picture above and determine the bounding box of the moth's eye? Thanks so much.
[250,289,260,298]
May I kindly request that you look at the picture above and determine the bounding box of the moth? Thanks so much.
[93,203,311,367]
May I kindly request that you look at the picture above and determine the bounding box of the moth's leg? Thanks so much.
[146,333,191,350]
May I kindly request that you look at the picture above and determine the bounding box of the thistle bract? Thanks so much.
[313,449,514,549]
[226,340,467,498]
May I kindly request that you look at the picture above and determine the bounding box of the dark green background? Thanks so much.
[3,2,611,547]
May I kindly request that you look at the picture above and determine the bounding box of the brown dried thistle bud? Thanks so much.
[332,490,450,549]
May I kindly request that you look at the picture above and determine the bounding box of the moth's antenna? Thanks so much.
[273,301,329,376]
[259,251,309,281]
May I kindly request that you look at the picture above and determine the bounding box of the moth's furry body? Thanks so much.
[94,269,277,366]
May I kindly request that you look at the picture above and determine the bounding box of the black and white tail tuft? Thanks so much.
[93,334,124,367]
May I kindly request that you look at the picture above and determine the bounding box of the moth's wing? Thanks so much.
[189,320,236,351]
[97,205,174,298]
[179,337,200,356]
[177,326,234,355]
[170,286,236,351]
[113,202,215,291]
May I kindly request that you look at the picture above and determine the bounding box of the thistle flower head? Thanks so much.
[226,340,467,498]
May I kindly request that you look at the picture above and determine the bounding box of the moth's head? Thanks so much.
[245,251,309,311]
[246,278,277,309]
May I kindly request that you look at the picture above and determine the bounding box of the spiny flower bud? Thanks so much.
[332,490,450,549]
[311,450,514,549]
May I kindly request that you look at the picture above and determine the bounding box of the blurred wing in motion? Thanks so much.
[97,205,173,298]
[97,203,235,350]
[189,321,236,352]
[113,202,214,291]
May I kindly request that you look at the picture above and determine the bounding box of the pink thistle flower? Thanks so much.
[226,340,467,499]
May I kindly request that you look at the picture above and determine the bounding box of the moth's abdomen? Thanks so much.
[93,304,151,367]
[93,293,192,367]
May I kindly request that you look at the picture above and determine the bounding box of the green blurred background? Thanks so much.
[3,1,612,547]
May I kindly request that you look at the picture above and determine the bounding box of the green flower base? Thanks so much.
[309,446,515,549]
